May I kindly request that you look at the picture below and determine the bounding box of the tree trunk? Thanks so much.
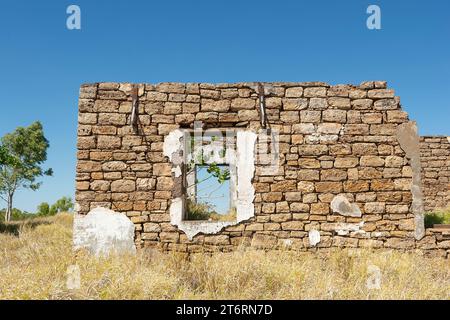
[5,193,13,222]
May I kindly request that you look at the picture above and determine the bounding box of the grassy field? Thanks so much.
[0,213,449,300]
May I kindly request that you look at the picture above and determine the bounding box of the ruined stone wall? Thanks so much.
[76,81,450,257]
[420,136,450,212]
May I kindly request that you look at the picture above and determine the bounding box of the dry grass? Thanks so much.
[0,213,449,300]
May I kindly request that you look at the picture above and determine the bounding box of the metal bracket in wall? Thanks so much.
[130,85,139,133]
[257,83,268,128]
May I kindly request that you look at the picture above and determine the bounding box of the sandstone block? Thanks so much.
[304,87,327,98]
[328,97,350,109]
[282,98,308,110]
[322,109,346,123]
[285,87,303,97]
[309,98,328,109]
[231,98,256,110]
[300,110,321,123]
[111,180,136,192]
[360,156,385,167]
[368,89,395,99]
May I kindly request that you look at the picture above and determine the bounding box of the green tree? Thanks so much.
[36,197,74,217]
[49,196,74,215]
[36,202,50,216]
[0,122,52,222]
[0,208,34,221]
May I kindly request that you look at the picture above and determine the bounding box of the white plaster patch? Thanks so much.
[163,129,184,163]
[372,231,388,238]
[73,207,136,256]
[334,222,365,236]
[447,137,450,144]
[172,166,182,178]
[282,239,293,247]
[331,195,362,217]
[308,230,321,246]
[235,131,258,222]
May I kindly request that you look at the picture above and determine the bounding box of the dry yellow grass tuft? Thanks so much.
[0,213,449,300]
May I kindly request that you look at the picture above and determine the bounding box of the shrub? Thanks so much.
[186,199,236,221]
[186,199,216,220]
[424,207,450,228]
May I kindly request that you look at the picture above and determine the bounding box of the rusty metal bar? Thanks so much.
[257,83,267,128]
[131,85,139,133]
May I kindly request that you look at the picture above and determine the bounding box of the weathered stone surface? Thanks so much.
[352,99,373,109]
[231,98,255,110]
[293,123,315,134]
[328,97,350,109]
[304,87,327,98]
[75,82,448,256]
[309,98,328,109]
[317,123,342,134]
[368,89,395,99]
[322,110,346,123]
[300,110,321,123]
[202,99,230,112]
[334,157,358,168]
[321,169,347,181]
[364,202,385,214]
[111,180,136,192]
[285,87,303,98]
[420,136,450,213]
[360,156,385,167]
[283,98,308,110]
[102,161,127,171]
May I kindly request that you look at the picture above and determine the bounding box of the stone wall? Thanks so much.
[420,136,450,212]
[76,81,450,257]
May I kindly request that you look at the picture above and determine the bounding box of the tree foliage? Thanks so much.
[0,122,52,221]
[0,146,8,165]
[0,208,35,221]
[50,196,74,215]
[206,163,230,184]
[36,202,50,216]
[36,197,74,216]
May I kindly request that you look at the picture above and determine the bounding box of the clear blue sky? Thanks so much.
[196,166,230,215]
[0,0,449,212]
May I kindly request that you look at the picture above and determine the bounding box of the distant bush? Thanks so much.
[36,202,51,216]
[186,199,216,220]
[0,208,35,221]
[36,196,74,217]
[424,207,450,228]
[1,196,75,221]
[186,199,236,222]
